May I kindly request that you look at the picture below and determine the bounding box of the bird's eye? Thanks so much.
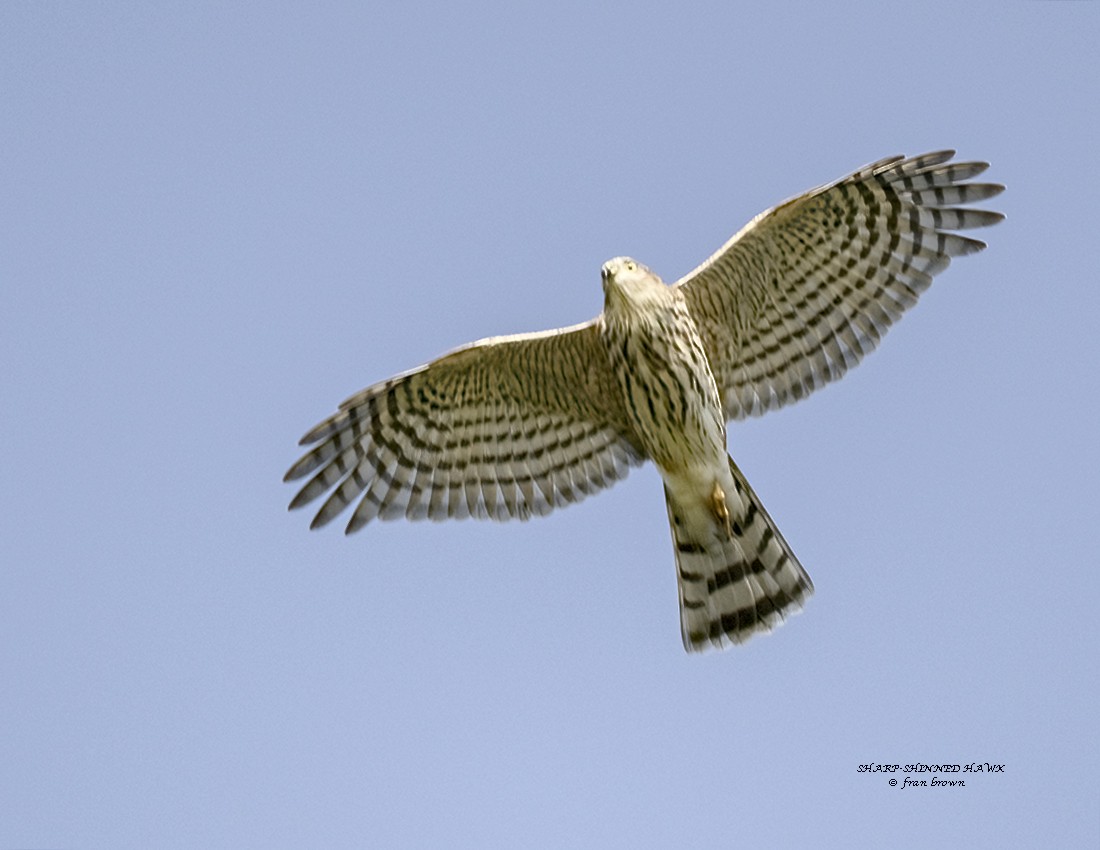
[625,261,636,271]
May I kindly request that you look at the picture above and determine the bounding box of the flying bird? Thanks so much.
[285,150,1004,652]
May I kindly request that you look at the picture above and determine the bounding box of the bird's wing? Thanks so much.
[285,320,644,532]
[674,151,1004,420]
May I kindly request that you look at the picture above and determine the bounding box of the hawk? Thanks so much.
[285,150,1004,652]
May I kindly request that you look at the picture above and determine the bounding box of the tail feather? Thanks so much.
[666,456,813,652]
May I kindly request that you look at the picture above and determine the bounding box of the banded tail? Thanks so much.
[666,456,813,652]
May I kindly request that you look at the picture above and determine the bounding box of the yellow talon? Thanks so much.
[711,480,732,538]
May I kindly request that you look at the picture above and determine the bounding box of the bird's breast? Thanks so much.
[599,303,726,472]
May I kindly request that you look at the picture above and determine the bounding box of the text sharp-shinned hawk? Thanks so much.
[285,150,1004,652]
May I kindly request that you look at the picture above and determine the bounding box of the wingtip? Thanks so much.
[344,515,363,535]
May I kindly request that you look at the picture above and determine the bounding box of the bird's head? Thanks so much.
[601,257,666,313]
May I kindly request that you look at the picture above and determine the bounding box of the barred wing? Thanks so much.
[285,321,644,532]
[675,151,1005,420]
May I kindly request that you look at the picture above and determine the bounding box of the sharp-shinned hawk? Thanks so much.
[285,150,1004,652]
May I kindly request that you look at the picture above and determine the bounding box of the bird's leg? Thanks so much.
[710,480,732,539]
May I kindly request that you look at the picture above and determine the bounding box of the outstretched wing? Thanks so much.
[675,150,1005,420]
[285,321,644,532]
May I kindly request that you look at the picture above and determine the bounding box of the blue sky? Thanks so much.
[2,3,1097,847]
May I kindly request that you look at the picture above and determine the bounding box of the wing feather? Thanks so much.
[285,321,645,531]
[675,151,1004,420]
